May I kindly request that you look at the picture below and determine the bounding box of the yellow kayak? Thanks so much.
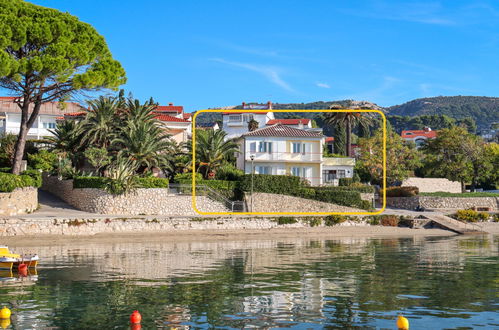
[0,246,39,270]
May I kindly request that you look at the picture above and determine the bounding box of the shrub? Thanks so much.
[313,185,375,194]
[453,209,492,222]
[276,216,297,225]
[28,150,57,171]
[366,215,381,225]
[493,213,499,222]
[137,177,169,188]
[0,172,37,192]
[73,177,107,189]
[295,187,316,199]
[380,215,399,227]
[339,178,354,186]
[174,172,202,183]
[385,186,419,197]
[0,167,11,173]
[22,169,42,187]
[324,215,347,226]
[215,163,244,181]
[307,217,322,227]
[239,174,302,195]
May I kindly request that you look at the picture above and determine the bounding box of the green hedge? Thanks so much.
[0,172,40,192]
[312,189,371,210]
[313,185,375,194]
[385,186,419,197]
[239,174,303,195]
[22,169,42,187]
[0,167,11,173]
[74,176,169,189]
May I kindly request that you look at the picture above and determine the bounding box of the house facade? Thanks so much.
[222,111,275,140]
[0,96,85,139]
[236,124,324,186]
[153,103,192,144]
[322,157,355,185]
[401,127,437,147]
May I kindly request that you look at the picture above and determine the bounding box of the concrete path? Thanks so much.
[24,190,99,218]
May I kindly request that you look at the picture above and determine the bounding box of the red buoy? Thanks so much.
[130,310,141,324]
[18,264,28,277]
[130,323,141,330]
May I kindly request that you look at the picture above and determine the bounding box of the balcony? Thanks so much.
[246,151,321,162]
[322,157,355,166]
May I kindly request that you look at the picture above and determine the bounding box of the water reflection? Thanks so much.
[0,235,497,329]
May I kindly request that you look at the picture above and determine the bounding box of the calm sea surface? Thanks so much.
[0,235,497,329]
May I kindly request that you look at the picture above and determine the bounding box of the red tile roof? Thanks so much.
[155,104,183,113]
[243,124,323,138]
[64,111,87,117]
[183,113,192,120]
[154,114,190,123]
[325,137,334,142]
[267,119,311,125]
[401,129,437,139]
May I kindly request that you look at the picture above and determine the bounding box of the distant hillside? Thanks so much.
[387,96,499,129]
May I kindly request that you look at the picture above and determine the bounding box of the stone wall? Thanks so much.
[387,196,499,210]
[0,187,38,216]
[402,177,461,193]
[41,174,228,215]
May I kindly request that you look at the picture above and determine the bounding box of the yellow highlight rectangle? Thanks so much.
[192,109,387,216]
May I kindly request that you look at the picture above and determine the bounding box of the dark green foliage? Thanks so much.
[324,215,347,226]
[307,217,322,227]
[385,186,419,197]
[22,169,42,187]
[0,167,10,173]
[339,178,354,186]
[387,96,497,129]
[215,164,244,181]
[136,177,169,188]
[313,189,367,209]
[239,174,303,195]
[333,123,347,156]
[313,185,375,193]
[28,150,57,171]
[74,176,169,189]
[276,217,297,225]
[0,172,39,192]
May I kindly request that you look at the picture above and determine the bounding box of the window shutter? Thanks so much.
[250,142,256,153]
[268,142,272,153]
[302,143,306,155]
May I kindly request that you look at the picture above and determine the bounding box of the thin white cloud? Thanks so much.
[210,58,294,92]
[316,82,330,89]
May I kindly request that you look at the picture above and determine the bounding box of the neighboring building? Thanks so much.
[322,157,355,186]
[0,96,85,139]
[196,122,220,130]
[153,103,192,144]
[325,136,334,154]
[236,124,324,186]
[401,127,437,147]
[266,118,312,129]
[480,126,499,142]
[222,110,275,140]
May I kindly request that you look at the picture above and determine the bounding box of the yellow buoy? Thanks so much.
[0,318,10,329]
[397,315,409,329]
[0,307,10,319]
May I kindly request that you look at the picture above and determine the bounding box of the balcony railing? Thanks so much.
[246,151,321,162]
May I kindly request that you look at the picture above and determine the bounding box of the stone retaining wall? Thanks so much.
[387,196,499,210]
[402,177,461,193]
[41,174,228,215]
[0,216,372,237]
[0,187,38,216]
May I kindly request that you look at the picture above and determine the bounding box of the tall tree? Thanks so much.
[333,123,346,156]
[325,111,372,156]
[0,0,126,174]
[194,130,239,178]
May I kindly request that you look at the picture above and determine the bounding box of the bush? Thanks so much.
[313,185,375,194]
[28,150,57,171]
[215,163,244,181]
[73,177,107,189]
[385,186,419,197]
[276,216,297,225]
[0,172,38,192]
[453,209,489,222]
[380,215,399,226]
[0,167,11,173]
[324,215,347,226]
[295,187,316,199]
[365,215,381,225]
[339,178,354,186]
[174,172,202,183]
[137,177,169,188]
[493,213,499,222]
[22,169,42,187]
[307,217,322,227]
[239,174,303,195]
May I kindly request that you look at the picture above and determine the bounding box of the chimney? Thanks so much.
[242,102,246,109]
[168,102,173,106]
[298,120,303,129]
[267,101,272,110]
[424,127,431,132]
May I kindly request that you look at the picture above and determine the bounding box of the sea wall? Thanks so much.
[0,216,371,237]
[0,187,38,216]
[41,174,228,215]
[386,196,499,210]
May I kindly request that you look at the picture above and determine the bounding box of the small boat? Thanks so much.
[0,246,39,270]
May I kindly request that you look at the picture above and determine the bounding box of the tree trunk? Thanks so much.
[461,180,466,193]
[11,98,43,175]
[345,121,352,157]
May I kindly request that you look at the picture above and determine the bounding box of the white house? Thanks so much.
[266,118,312,129]
[0,96,85,139]
[236,124,324,186]
[222,110,275,140]
[322,157,355,185]
[401,127,437,147]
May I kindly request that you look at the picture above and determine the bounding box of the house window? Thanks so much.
[257,166,272,174]
[258,142,272,153]
[243,114,254,122]
[337,170,346,178]
[292,142,306,154]
[42,122,56,129]
[228,115,241,122]
[291,167,301,177]
[249,142,256,153]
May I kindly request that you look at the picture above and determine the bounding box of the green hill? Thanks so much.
[387,96,499,129]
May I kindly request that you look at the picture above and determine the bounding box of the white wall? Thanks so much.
[222,112,274,139]
[4,113,58,138]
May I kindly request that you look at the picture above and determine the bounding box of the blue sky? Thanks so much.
[29,0,499,112]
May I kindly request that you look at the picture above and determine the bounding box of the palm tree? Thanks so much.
[80,96,120,148]
[47,120,85,167]
[248,119,259,131]
[324,111,373,156]
[195,129,239,178]
[113,120,173,174]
